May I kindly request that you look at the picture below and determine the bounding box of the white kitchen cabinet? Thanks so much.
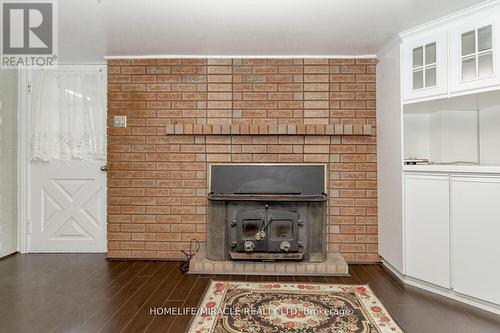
[402,32,448,102]
[449,10,500,95]
[379,1,500,314]
[451,175,500,305]
[404,173,450,288]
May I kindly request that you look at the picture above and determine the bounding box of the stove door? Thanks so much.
[266,209,299,252]
[235,207,300,253]
[235,209,267,252]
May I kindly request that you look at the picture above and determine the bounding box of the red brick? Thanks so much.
[107,58,378,261]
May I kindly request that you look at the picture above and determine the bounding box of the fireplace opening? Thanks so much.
[207,164,327,262]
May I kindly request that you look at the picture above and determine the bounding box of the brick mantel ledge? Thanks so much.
[165,124,373,136]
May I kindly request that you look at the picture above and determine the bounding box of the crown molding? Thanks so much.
[104,54,377,60]
[399,0,500,39]
[376,35,402,59]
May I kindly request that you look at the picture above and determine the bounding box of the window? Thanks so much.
[30,69,106,161]
[461,25,493,81]
[412,42,437,90]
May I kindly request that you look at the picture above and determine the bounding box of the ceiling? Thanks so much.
[58,0,487,62]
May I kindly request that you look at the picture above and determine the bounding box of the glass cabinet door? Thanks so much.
[449,10,500,95]
[461,25,493,81]
[412,42,437,91]
[403,32,448,103]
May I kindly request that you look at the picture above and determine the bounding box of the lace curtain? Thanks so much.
[30,69,106,161]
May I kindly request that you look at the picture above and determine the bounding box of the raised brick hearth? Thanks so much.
[188,245,349,276]
[107,58,378,263]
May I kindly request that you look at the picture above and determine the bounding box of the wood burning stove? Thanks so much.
[207,164,327,262]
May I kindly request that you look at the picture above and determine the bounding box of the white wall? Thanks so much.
[403,113,430,160]
[377,39,404,272]
[429,110,479,163]
[0,70,18,258]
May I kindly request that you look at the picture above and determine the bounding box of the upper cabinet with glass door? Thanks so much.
[449,10,500,95]
[402,32,448,103]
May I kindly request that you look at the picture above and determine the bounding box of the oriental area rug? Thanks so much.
[188,281,403,333]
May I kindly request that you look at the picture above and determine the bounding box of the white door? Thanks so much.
[404,173,450,288]
[27,65,107,253]
[451,175,500,305]
[30,161,106,252]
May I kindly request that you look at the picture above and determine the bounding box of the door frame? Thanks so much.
[17,62,107,253]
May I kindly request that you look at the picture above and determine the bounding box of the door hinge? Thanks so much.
[27,81,32,94]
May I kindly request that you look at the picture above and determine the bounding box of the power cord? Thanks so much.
[179,239,200,273]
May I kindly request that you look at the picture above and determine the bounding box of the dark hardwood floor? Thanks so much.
[1,254,499,333]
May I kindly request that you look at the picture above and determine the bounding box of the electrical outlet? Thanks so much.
[113,115,127,128]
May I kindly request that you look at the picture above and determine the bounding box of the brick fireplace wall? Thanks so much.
[107,58,378,262]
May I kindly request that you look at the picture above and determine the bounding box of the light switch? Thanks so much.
[113,115,127,128]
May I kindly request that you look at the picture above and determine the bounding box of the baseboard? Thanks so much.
[381,258,500,315]
[106,256,183,261]
[0,252,18,261]
[346,260,382,265]
[380,258,406,280]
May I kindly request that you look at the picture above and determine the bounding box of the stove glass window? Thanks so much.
[270,219,293,240]
[241,219,260,240]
